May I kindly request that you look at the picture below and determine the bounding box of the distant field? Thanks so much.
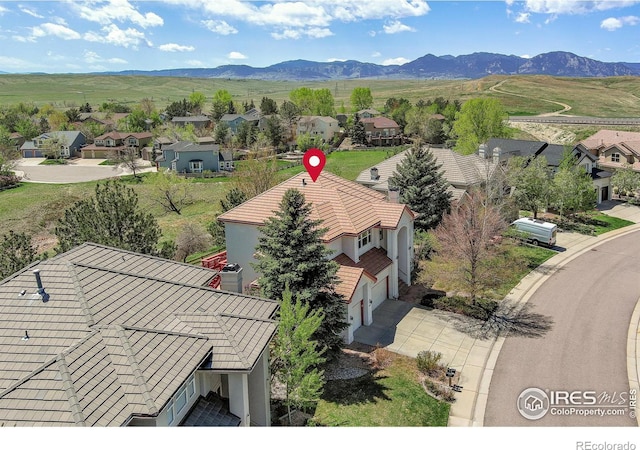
[2,74,640,117]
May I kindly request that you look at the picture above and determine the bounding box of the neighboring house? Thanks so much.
[578,130,640,173]
[359,117,403,146]
[9,132,25,152]
[485,138,612,204]
[80,131,152,159]
[152,136,177,162]
[78,113,130,131]
[296,116,340,142]
[156,141,221,173]
[219,113,260,134]
[219,149,235,171]
[356,147,498,201]
[218,172,416,344]
[0,243,277,426]
[171,115,212,130]
[20,131,86,158]
[357,109,381,118]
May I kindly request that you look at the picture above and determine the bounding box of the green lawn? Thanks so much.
[591,213,634,235]
[39,159,68,165]
[495,243,556,297]
[311,352,450,426]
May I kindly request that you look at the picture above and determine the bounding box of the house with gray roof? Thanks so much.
[220,113,260,134]
[170,115,212,129]
[356,147,498,201]
[156,141,221,173]
[484,138,612,203]
[20,131,86,158]
[0,243,277,426]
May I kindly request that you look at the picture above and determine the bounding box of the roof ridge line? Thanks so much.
[0,355,59,400]
[115,325,159,415]
[115,323,209,340]
[217,314,251,367]
[56,355,87,426]
[68,263,96,327]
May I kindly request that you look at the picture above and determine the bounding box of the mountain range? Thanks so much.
[100,51,640,80]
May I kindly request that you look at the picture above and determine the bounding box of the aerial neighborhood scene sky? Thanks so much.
[0,0,640,73]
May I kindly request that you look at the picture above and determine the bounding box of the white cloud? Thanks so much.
[271,27,333,40]
[520,54,532,59]
[601,15,639,31]
[371,51,381,57]
[186,59,204,67]
[0,6,8,15]
[369,30,377,37]
[228,51,247,60]
[201,19,238,35]
[383,20,415,34]
[327,58,346,62]
[15,22,81,42]
[159,43,195,52]
[515,12,530,23]
[20,6,44,19]
[71,0,163,28]
[514,0,640,15]
[84,24,151,48]
[83,50,127,64]
[382,57,410,66]
[0,55,33,70]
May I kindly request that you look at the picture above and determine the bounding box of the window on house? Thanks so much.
[612,153,620,163]
[189,160,203,173]
[129,138,137,145]
[166,400,174,425]
[358,229,372,249]
[187,375,195,398]
[379,229,383,241]
[175,386,187,413]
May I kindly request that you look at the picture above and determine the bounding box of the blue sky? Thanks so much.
[0,1,639,73]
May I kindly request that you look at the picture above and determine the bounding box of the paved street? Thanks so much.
[14,158,155,183]
[484,229,640,426]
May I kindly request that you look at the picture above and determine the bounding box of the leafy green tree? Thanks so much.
[506,156,553,219]
[188,91,207,115]
[349,114,367,145]
[350,87,373,112]
[236,120,257,148]
[289,87,315,115]
[165,98,191,120]
[260,97,278,115]
[312,89,335,116]
[0,125,19,173]
[0,230,38,279]
[253,188,348,353]
[552,162,597,217]
[272,285,326,424]
[120,108,147,132]
[212,90,233,120]
[220,187,247,212]
[453,98,510,155]
[15,118,39,140]
[213,121,231,146]
[612,165,640,198]
[280,100,300,143]
[65,108,81,123]
[296,133,328,152]
[385,97,412,129]
[54,180,162,255]
[388,146,452,231]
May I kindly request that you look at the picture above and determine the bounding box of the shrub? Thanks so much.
[423,378,456,403]
[416,350,443,376]
[0,174,20,190]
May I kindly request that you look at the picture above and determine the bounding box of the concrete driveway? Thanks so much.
[14,158,155,183]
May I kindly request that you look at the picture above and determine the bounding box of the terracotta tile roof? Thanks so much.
[334,247,393,280]
[218,172,414,241]
[334,266,376,303]
[0,243,278,426]
[580,130,640,149]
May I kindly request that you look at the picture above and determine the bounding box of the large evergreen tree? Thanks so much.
[388,146,452,231]
[55,180,163,255]
[0,231,38,279]
[253,188,347,353]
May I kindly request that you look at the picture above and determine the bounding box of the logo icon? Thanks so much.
[302,148,326,182]
[517,387,550,420]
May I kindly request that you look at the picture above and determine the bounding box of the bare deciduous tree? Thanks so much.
[232,149,280,198]
[152,171,192,215]
[175,222,211,262]
[109,147,144,179]
[420,189,507,305]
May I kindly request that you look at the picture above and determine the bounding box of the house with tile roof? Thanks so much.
[218,171,415,344]
[356,147,498,201]
[578,129,640,173]
[359,116,403,146]
[0,243,277,427]
[485,138,612,204]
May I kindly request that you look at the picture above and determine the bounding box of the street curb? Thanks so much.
[459,223,640,427]
[626,295,640,426]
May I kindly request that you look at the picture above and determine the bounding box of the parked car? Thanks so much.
[511,217,557,247]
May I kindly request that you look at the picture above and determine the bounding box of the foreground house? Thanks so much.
[356,147,497,201]
[577,130,640,173]
[218,172,415,343]
[20,131,86,158]
[0,243,277,426]
[485,138,612,203]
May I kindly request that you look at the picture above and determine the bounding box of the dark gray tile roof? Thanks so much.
[0,243,278,426]
[163,141,220,154]
[181,392,240,426]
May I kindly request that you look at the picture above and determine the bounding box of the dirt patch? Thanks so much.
[508,121,576,145]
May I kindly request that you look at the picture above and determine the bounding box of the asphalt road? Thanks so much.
[485,230,640,426]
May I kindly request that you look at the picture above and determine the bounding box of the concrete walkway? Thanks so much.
[353,201,640,427]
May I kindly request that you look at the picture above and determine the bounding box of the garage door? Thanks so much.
[371,277,388,309]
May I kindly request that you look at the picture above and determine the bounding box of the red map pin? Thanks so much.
[302,148,326,182]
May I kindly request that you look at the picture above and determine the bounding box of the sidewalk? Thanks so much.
[449,221,640,426]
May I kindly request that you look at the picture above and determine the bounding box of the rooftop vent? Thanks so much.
[31,269,50,303]
[221,263,241,272]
